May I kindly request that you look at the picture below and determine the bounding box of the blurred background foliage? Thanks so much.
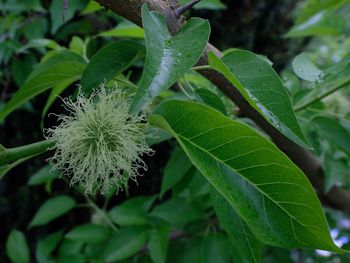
[0,0,350,262]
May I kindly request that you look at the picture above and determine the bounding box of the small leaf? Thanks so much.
[129,4,210,113]
[312,116,350,155]
[0,51,86,121]
[211,188,263,263]
[103,227,149,262]
[66,224,111,243]
[99,20,145,39]
[208,50,310,148]
[160,147,193,197]
[292,53,323,82]
[324,153,349,193]
[150,197,202,227]
[28,165,58,186]
[36,232,63,263]
[30,196,76,227]
[108,196,156,226]
[148,225,169,263]
[195,88,227,115]
[149,100,341,252]
[6,229,30,263]
[80,40,144,95]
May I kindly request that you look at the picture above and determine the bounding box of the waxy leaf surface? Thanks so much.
[129,5,210,113]
[149,100,340,252]
[208,50,310,148]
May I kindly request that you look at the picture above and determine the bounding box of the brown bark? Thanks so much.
[95,0,350,211]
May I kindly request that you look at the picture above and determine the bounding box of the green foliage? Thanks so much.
[1,0,350,262]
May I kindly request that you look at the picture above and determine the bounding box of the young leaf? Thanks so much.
[0,51,86,121]
[80,40,145,95]
[208,50,310,149]
[65,224,111,243]
[211,188,263,263]
[129,4,210,114]
[103,227,149,262]
[6,229,30,263]
[160,147,193,197]
[149,100,341,252]
[29,196,76,227]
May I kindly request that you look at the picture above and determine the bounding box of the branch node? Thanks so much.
[174,0,201,18]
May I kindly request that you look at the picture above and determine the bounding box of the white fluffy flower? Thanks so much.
[45,87,153,194]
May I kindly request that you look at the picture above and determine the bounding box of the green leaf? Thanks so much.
[149,100,341,252]
[0,51,86,121]
[178,0,226,10]
[200,233,231,263]
[312,116,350,155]
[285,9,346,38]
[195,88,227,115]
[160,147,193,197]
[36,232,63,263]
[99,20,145,39]
[30,196,76,227]
[292,53,323,82]
[80,40,144,95]
[150,197,202,227]
[324,153,349,193]
[50,0,86,34]
[66,224,111,243]
[129,4,210,114]
[103,227,149,262]
[148,225,169,263]
[6,229,30,263]
[108,196,156,226]
[211,188,263,263]
[28,165,58,185]
[208,50,310,149]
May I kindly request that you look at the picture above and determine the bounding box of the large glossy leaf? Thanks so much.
[129,5,210,114]
[211,188,263,263]
[80,40,144,94]
[208,50,310,148]
[149,100,341,252]
[0,51,86,121]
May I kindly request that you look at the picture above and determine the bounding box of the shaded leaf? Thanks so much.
[211,188,263,263]
[148,225,169,263]
[160,147,193,197]
[30,196,76,227]
[36,232,63,263]
[201,233,231,263]
[6,230,30,263]
[0,51,86,121]
[66,224,111,243]
[80,40,144,95]
[103,227,149,262]
[195,88,227,115]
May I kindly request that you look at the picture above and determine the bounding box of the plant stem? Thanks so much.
[115,77,138,90]
[0,140,53,166]
[191,65,211,71]
[294,78,350,112]
[86,196,118,232]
